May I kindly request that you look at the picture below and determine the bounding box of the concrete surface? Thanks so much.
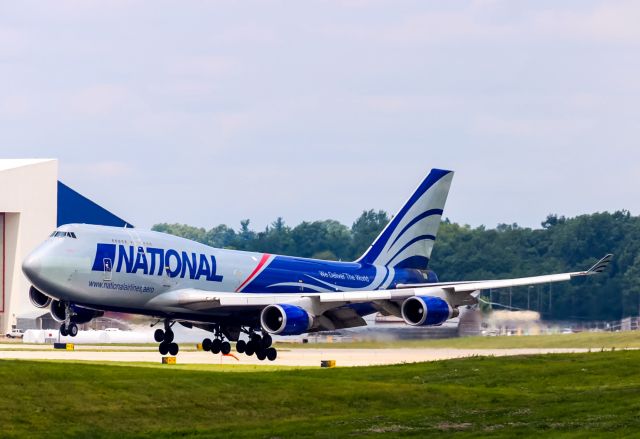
[0,346,591,367]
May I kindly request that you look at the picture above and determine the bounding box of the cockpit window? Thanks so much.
[51,231,77,239]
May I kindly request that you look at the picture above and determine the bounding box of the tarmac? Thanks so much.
[0,344,590,367]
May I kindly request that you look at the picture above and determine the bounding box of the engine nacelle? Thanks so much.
[260,304,312,335]
[401,296,458,326]
[29,286,51,309]
[50,300,66,322]
[50,301,103,324]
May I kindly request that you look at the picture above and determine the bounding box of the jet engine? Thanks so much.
[50,300,66,322]
[401,296,458,326]
[29,286,52,308]
[50,300,103,324]
[260,304,313,335]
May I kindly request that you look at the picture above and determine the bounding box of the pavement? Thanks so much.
[0,344,591,367]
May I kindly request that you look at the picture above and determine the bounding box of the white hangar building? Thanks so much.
[0,159,131,334]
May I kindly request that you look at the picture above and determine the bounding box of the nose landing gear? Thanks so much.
[59,302,79,337]
[154,320,179,356]
[59,322,78,337]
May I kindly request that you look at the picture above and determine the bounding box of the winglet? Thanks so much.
[586,254,613,275]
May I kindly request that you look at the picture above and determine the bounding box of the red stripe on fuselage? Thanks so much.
[235,253,271,292]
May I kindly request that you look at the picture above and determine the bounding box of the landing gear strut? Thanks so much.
[154,320,179,356]
[59,303,79,337]
[238,329,277,361]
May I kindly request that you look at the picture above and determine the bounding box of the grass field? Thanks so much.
[1,351,640,438]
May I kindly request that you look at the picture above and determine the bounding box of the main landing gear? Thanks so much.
[200,327,277,361]
[201,325,232,355]
[236,330,277,361]
[154,320,179,356]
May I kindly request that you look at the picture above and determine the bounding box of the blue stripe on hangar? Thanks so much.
[57,181,133,228]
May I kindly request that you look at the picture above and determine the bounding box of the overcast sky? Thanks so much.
[1,1,638,231]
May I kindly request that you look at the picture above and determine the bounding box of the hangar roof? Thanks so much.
[0,158,55,172]
[0,159,133,228]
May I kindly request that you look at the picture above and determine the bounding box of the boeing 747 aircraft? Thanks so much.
[22,169,611,361]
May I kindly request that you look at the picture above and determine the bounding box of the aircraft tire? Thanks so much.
[159,342,169,356]
[221,341,231,355]
[245,342,255,356]
[211,339,221,354]
[169,343,179,356]
[256,350,267,361]
[266,348,277,361]
[59,324,68,337]
[236,340,246,353]
[202,338,212,351]
[261,333,272,349]
[164,330,174,344]
[154,329,165,342]
[68,323,78,337]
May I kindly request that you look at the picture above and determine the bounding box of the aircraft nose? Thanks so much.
[22,249,44,284]
[22,242,78,302]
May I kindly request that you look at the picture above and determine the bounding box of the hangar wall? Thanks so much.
[1,213,4,319]
[0,159,133,334]
[0,160,58,333]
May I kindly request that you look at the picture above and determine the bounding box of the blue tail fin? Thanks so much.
[356,169,454,270]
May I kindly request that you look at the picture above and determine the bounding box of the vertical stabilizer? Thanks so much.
[356,169,453,269]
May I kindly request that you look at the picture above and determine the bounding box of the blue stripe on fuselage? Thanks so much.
[241,255,426,293]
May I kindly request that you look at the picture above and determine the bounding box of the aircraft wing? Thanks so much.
[395,253,613,293]
[148,254,612,312]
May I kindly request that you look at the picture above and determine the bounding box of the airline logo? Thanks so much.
[91,243,224,282]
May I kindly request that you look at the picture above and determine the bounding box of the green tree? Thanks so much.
[253,217,295,255]
[204,225,237,249]
[290,220,351,260]
[152,223,207,243]
[350,210,389,260]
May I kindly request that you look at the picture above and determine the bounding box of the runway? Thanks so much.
[0,345,591,367]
